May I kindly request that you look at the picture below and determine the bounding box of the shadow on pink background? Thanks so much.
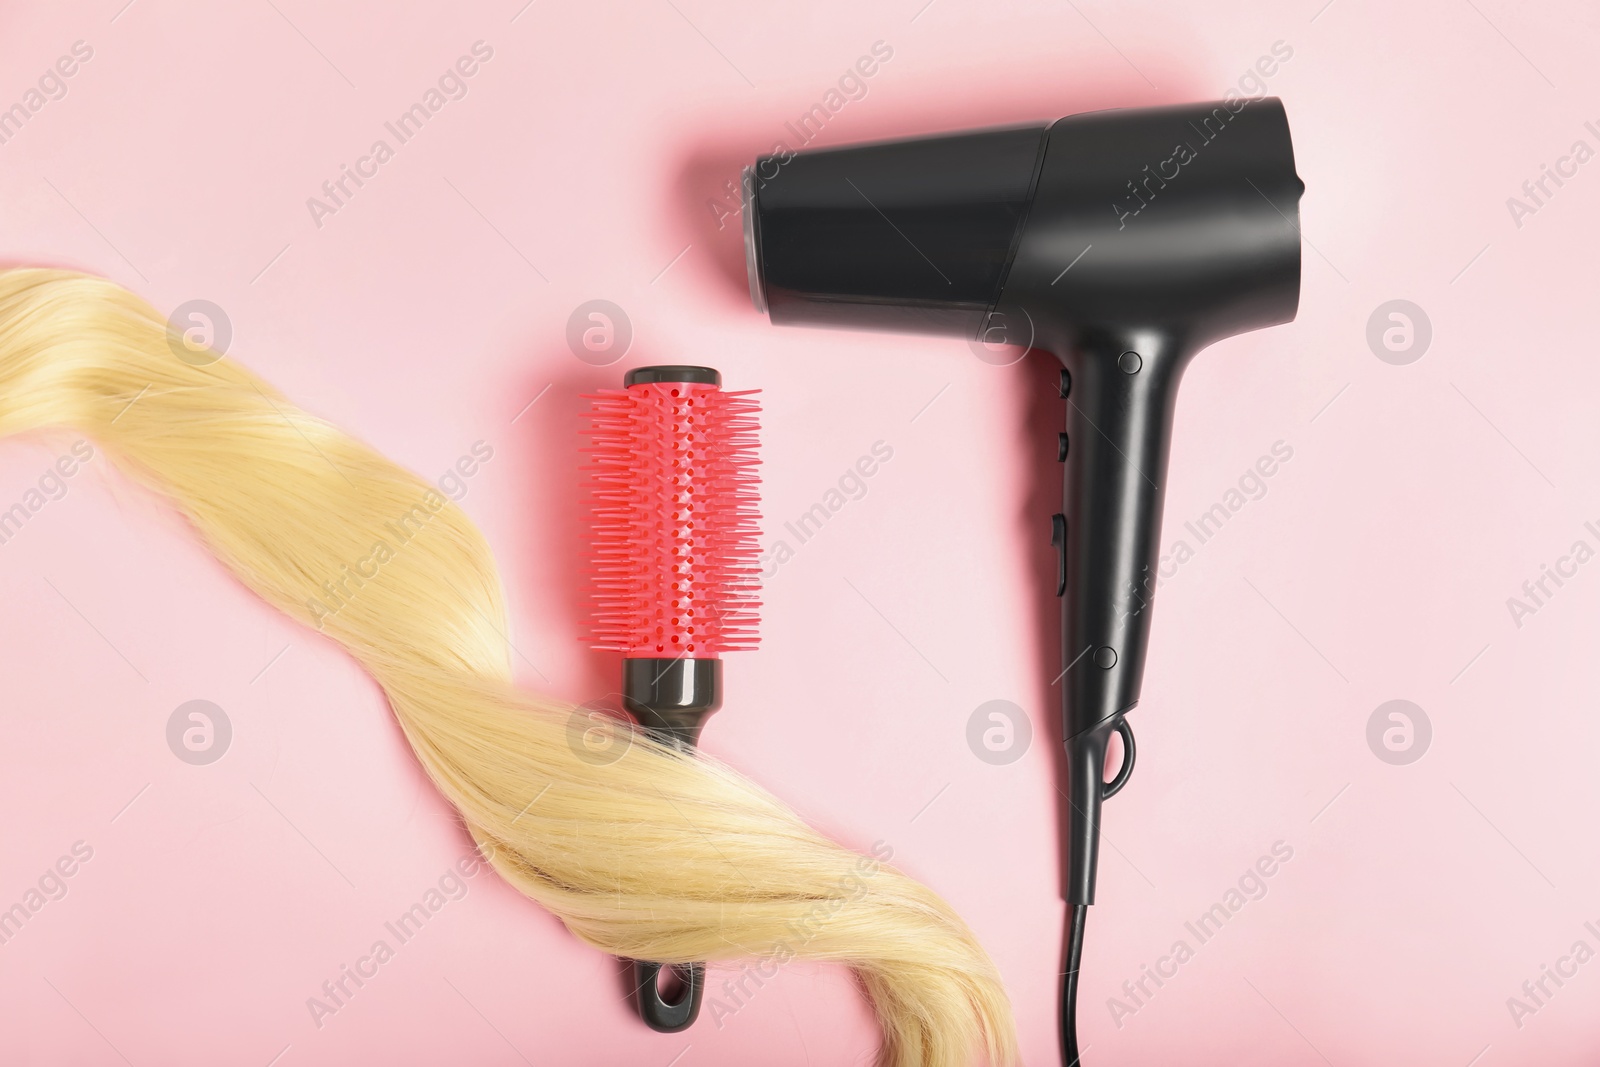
[2,1,1600,1064]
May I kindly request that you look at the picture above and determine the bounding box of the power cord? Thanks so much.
[1062,902,1087,1066]
[1062,717,1133,1066]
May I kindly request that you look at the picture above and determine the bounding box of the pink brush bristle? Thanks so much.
[583,376,761,658]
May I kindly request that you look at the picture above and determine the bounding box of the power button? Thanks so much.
[1051,513,1067,596]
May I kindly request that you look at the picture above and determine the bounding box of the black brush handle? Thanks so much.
[632,962,704,1033]
[623,658,721,1032]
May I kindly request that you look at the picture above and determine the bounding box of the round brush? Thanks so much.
[582,364,761,1032]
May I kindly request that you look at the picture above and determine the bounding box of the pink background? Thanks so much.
[2,1,1599,1064]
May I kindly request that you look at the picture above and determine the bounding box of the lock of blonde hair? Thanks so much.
[0,269,1016,1067]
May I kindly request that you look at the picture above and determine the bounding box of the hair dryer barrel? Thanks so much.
[998,100,1303,355]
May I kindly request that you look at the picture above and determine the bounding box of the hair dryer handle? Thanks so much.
[1057,332,1183,904]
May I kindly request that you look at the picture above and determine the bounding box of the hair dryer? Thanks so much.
[740,99,1303,1060]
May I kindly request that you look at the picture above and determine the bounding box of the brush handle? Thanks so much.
[624,657,721,1032]
[623,658,721,748]
[633,961,704,1033]
[1057,332,1181,905]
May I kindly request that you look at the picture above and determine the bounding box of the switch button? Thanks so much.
[1051,513,1067,596]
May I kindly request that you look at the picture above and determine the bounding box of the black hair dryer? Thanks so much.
[741,100,1303,1061]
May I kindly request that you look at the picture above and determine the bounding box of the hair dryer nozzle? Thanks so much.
[743,125,1048,336]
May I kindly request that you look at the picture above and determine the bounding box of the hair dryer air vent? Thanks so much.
[741,166,768,315]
